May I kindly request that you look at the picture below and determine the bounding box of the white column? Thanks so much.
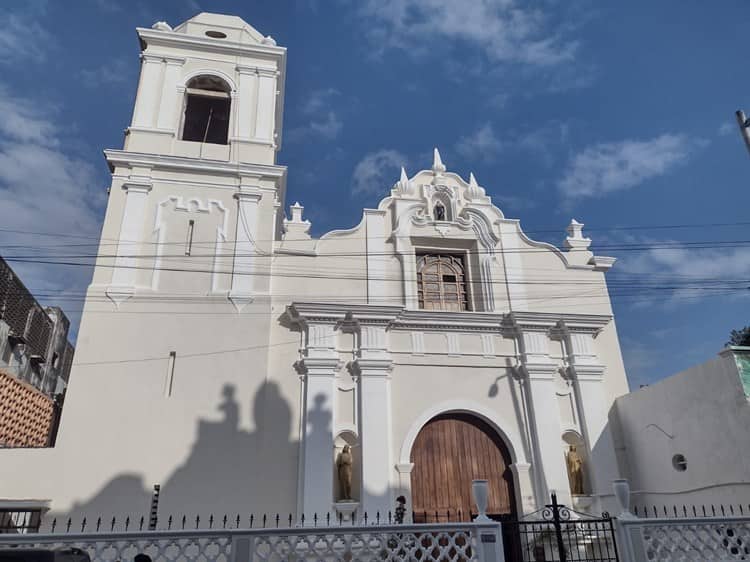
[254,69,278,142]
[516,327,570,507]
[299,321,340,517]
[229,186,262,311]
[563,326,618,499]
[235,67,259,140]
[131,55,163,128]
[106,179,152,305]
[156,57,185,131]
[354,323,393,518]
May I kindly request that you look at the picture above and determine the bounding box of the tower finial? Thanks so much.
[400,166,408,185]
[469,172,479,189]
[432,148,446,174]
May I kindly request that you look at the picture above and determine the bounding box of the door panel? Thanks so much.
[410,413,516,522]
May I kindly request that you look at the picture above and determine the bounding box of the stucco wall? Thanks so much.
[613,350,750,506]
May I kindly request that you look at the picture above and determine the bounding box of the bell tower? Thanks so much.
[101,13,287,310]
[126,12,286,165]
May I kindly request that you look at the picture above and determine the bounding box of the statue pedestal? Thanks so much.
[333,501,359,523]
[571,495,594,511]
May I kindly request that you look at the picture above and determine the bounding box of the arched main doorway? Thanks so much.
[410,413,516,522]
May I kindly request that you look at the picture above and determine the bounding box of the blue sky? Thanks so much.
[1,0,749,387]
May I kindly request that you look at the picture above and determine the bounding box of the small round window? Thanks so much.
[672,454,687,472]
[205,30,227,39]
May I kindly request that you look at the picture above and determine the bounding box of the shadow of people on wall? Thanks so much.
[55,380,296,529]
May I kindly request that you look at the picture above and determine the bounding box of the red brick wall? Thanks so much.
[0,369,54,447]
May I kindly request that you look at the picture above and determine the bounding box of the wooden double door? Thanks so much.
[410,413,517,522]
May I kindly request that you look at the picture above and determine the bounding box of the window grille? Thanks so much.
[417,254,469,311]
[0,509,42,534]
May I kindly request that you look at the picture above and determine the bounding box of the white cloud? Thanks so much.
[302,88,340,115]
[351,149,406,196]
[0,87,105,336]
[455,123,503,162]
[558,134,700,200]
[0,12,54,64]
[80,58,132,88]
[288,89,344,141]
[359,0,577,66]
[718,121,735,136]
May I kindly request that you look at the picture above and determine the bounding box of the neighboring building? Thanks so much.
[612,346,750,507]
[0,257,74,448]
[0,13,632,525]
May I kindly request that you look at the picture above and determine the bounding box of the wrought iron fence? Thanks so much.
[503,493,619,562]
[632,502,750,518]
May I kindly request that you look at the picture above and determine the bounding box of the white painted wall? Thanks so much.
[613,349,750,507]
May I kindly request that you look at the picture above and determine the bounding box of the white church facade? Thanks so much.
[0,13,631,525]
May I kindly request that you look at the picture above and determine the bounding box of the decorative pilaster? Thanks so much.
[353,322,393,517]
[229,183,263,311]
[297,320,341,517]
[131,54,163,128]
[512,313,570,508]
[156,57,185,131]
[255,68,278,143]
[560,321,616,498]
[235,66,260,140]
[106,178,152,306]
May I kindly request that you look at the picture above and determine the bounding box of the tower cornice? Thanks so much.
[104,150,287,180]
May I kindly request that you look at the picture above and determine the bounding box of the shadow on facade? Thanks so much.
[60,380,298,528]
[53,383,402,530]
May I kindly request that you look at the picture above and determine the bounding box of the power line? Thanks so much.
[0,219,749,248]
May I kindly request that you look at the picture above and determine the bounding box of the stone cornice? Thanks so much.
[510,311,611,333]
[104,150,287,180]
[137,27,287,60]
[285,303,613,335]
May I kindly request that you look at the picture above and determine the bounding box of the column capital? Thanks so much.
[351,357,393,377]
[162,55,186,66]
[122,180,152,194]
[296,356,343,377]
[140,53,163,64]
[234,187,263,202]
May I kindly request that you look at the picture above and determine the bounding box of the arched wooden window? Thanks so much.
[182,75,231,145]
[417,254,469,311]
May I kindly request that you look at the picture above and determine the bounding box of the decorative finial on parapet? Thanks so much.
[393,166,415,196]
[152,21,173,31]
[290,202,304,222]
[262,35,277,46]
[283,202,311,239]
[432,148,446,174]
[564,219,591,251]
[466,172,486,200]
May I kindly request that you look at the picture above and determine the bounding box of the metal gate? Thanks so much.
[502,493,619,562]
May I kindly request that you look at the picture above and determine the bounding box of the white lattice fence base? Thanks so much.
[642,522,750,561]
[253,529,474,562]
[0,523,495,562]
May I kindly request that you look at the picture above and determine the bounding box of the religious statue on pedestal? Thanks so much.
[566,445,585,495]
[337,444,354,501]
